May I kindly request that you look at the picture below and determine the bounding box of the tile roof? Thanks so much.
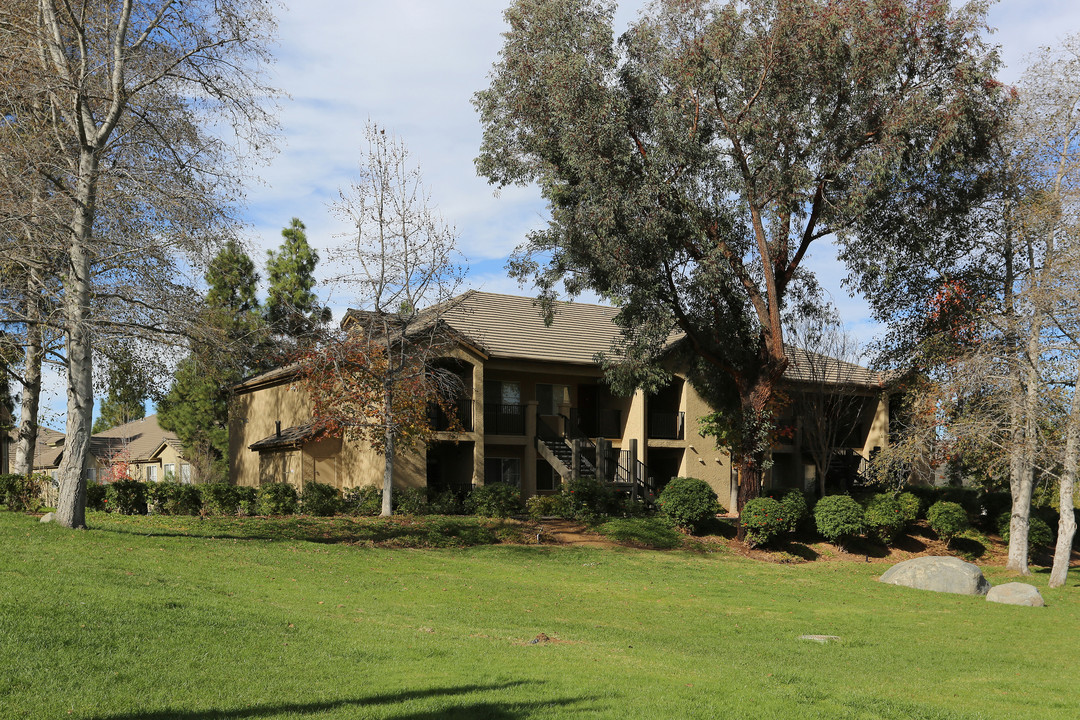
[248,422,319,451]
[32,415,181,469]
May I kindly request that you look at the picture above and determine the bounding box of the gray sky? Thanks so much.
[43,1,1080,424]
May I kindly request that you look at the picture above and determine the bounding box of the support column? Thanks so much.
[523,400,538,497]
[471,360,484,488]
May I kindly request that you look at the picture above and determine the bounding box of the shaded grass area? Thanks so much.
[594,517,684,549]
[90,511,532,547]
[2,510,1078,719]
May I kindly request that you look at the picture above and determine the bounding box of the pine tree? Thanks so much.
[159,241,264,481]
[265,218,330,346]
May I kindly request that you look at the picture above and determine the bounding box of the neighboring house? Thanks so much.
[230,291,888,508]
[33,415,194,484]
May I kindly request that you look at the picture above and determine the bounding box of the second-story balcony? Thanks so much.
[484,403,526,435]
[427,397,473,432]
[570,407,623,439]
[648,411,685,440]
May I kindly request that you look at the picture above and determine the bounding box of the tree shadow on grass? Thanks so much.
[85,682,593,720]
[776,541,820,561]
[93,516,508,549]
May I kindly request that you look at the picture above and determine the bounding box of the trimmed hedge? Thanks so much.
[864,494,905,546]
[343,486,383,516]
[301,481,341,516]
[466,483,523,518]
[106,480,148,515]
[657,477,720,532]
[256,482,298,515]
[0,473,44,512]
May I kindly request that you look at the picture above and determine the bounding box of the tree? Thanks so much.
[475,0,1004,534]
[784,309,870,498]
[296,122,465,517]
[92,348,151,434]
[265,218,331,352]
[159,241,265,482]
[0,1,277,529]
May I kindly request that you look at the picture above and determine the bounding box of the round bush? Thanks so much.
[393,487,429,515]
[301,481,341,516]
[778,490,809,533]
[927,500,969,542]
[564,477,617,521]
[740,497,787,547]
[657,477,720,532]
[814,495,866,545]
[466,483,523,518]
[256,482,298,515]
[996,512,1054,549]
[864,494,905,546]
[105,480,148,515]
[896,492,921,525]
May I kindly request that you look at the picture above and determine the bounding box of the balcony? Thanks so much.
[427,397,473,432]
[484,403,525,435]
[648,411,684,440]
[569,407,623,439]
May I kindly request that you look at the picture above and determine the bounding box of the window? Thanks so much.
[180,464,192,484]
[536,383,569,416]
[163,463,175,480]
[83,468,97,483]
[484,457,521,488]
[484,380,520,406]
[146,465,159,483]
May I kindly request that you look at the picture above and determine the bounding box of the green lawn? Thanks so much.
[1,511,1076,720]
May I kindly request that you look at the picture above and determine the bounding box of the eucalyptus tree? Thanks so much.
[475,0,1004,528]
[0,1,279,527]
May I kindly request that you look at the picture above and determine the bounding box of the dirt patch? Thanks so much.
[534,519,622,549]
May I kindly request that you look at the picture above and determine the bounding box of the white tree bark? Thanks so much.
[1050,367,1080,587]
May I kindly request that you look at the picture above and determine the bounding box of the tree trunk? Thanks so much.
[734,369,781,541]
[1006,312,1042,574]
[381,380,394,517]
[12,292,42,476]
[55,149,99,530]
[1049,366,1080,588]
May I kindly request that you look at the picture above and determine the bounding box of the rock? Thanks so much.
[798,635,840,644]
[986,582,1045,607]
[879,556,990,596]
[39,512,55,524]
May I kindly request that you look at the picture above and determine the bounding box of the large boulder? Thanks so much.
[39,512,55,524]
[987,582,1044,607]
[879,556,990,596]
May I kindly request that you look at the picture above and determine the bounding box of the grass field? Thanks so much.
[1,510,1077,719]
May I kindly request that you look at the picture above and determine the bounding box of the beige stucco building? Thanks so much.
[32,414,193,484]
[230,292,889,509]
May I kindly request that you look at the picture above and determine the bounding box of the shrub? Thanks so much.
[814,495,866,546]
[864,495,905,546]
[393,487,428,516]
[564,477,617,522]
[997,512,1054,549]
[256,482,298,515]
[427,490,466,516]
[343,486,383,516]
[777,490,810,533]
[596,517,682,549]
[657,477,720,532]
[200,484,249,516]
[927,500,969,543]
[526,493,573,520]
[86,483,107,511]
[466,483,523,518]
[299,481,340,516]
[105,480,148,515]
[0,473,43,512]
[148,481,202,515]
[236,486,258,516]
[896,492,921,525]
[616,496,653,518]
[740,497,788,548]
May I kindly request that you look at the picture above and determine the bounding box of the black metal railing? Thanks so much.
[484,403,525,435]
[648,411,684,440]
[427,397,472,432]
[615,449,656,502]
[569,407,623,439]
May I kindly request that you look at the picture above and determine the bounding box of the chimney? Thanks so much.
[275,421,281,438]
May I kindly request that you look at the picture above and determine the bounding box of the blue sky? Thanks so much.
[42,1,1080,425]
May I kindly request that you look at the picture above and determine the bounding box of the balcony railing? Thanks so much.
[484,403,525,435]
[569,407,623,439]
[427,397,473,432]
[648,411,684,440]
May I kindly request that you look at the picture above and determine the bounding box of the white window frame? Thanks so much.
[179,464,192,484]
[146,465,159,483]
